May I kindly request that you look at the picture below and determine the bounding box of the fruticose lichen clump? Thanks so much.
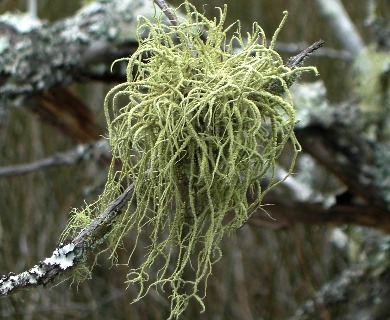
[63,2,317,318]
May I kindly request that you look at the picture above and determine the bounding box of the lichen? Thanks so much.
[352,47,390,140]
[0,13,43,34]
[62,2,316,318]
[43,243,76,270]
[374,143,390,210]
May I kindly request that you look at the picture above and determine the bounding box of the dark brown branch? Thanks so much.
[30,87,103,142]
[265,40,324,95]
[286,40,325,69]
[0,184,133,296]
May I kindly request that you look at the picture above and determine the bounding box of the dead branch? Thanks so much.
[0,184,133,296]
[286,40,325,69]
[275,42,352,61]
[154,0,178,26]
[0,139,110,178]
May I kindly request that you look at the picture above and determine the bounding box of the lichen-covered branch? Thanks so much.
[0,244,80,296]
[290,231,390,320]
[0,0,164,109]
[296,126,386,208]
[0,184,134,296]
[0,0,170,139]
[290,268,367,320]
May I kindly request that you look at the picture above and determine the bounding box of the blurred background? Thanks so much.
[0,0,389,319]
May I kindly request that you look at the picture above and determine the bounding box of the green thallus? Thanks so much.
[62,2,318,318]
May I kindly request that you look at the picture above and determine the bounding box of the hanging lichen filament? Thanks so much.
[63,2,317,318]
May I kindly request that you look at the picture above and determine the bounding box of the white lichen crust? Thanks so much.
[0,243,77,296]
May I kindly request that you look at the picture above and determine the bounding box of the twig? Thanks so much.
[154,0,178,26]
[0,139,110,178]
[286,39,325,69]
[265,40,324,95]
[275,42,352,61]
[0,184,134,296]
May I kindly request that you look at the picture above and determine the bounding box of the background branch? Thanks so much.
[0,139,109,178]
[154,0,178,26]
[314,0,365,56]
[274,42,352,61]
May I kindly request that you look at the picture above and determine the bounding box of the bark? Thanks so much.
[0,0,157,140]
[290,231,390,320]
[0,0,153,104]
[0,184,134,296]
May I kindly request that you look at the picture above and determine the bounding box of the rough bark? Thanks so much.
[0,0,157,140]
[0,0,153,104]
[290,231,390,320]
[0,184,133,296]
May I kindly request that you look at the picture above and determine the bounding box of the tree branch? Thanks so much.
[290,228,390,319]
[0,184,134,296]
[274,42,352,61]
[296,126,386,208]
[0,0,163,109]
[290,267,367,320]
[0,139,110,178]
[314,0,365,56]
[286,40,325,69]
[154,0,178,26]
[251,200,390,233]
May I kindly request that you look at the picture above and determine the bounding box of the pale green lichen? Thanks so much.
[352,47,390,140]
[62,2,316,318]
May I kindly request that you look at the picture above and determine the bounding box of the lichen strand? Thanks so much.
[64,3,316,318]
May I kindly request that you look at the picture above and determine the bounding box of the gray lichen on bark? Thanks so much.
[291,230,390,320]
[0,0,164,116]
